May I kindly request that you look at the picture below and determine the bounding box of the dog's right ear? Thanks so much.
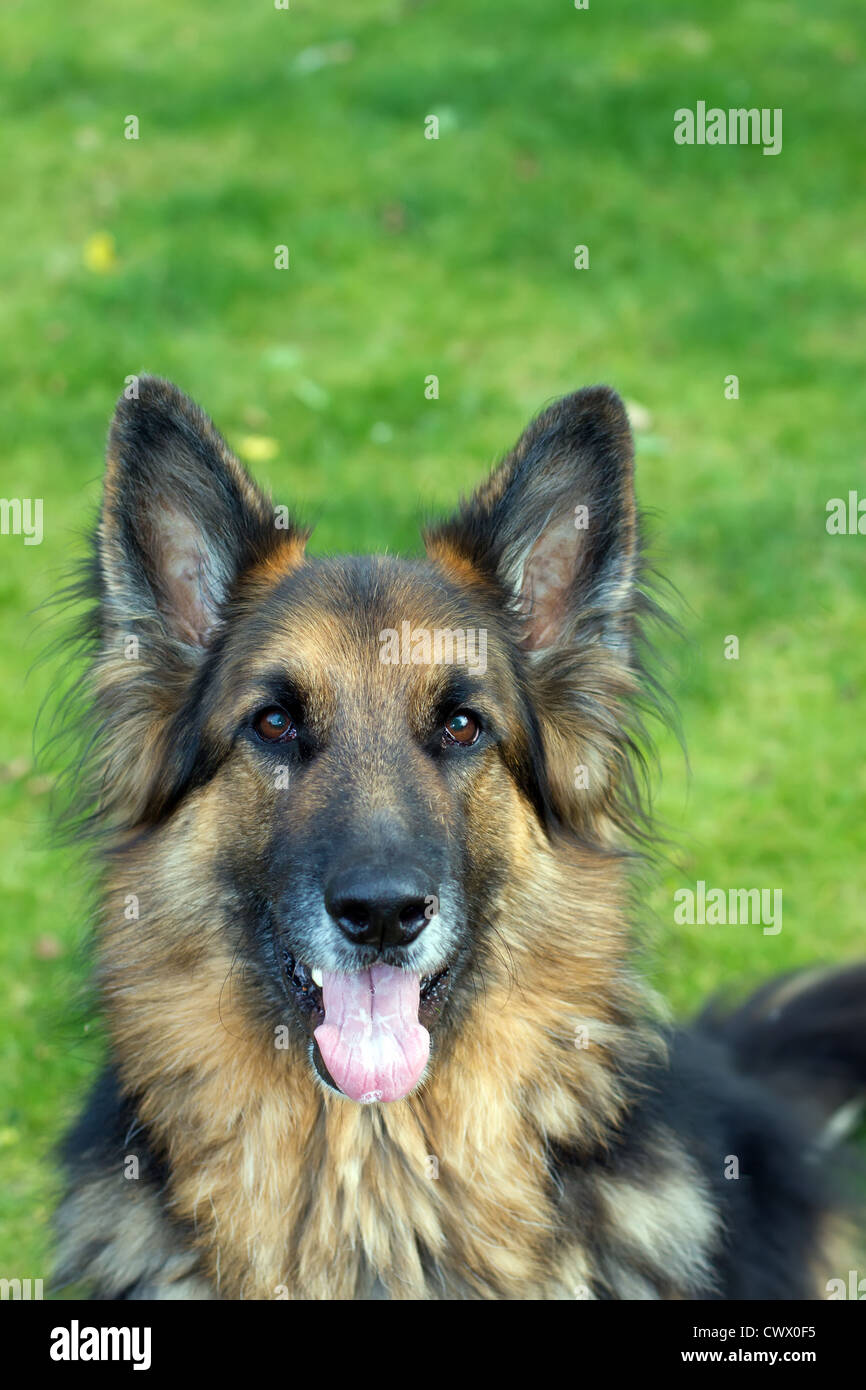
[89,376,307,825]
[98,376,306,650]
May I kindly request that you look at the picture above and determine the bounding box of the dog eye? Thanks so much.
[253,705,298,743]
[443,710,480,747]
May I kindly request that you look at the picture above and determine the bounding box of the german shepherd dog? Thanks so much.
[55,377,865,1300]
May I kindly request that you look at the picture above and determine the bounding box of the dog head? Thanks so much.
[88,376,643,1104]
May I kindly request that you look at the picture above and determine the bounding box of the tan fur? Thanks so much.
[97,740,674,1299]
[62,380,845,1302]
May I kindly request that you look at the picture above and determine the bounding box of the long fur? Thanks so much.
[52,379,865,1300]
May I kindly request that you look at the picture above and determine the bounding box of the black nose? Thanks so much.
[324,862,436,948]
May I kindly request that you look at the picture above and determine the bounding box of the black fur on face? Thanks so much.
[139,551,553,1070]
[60,375,661,1090]
[51,378,866,1302]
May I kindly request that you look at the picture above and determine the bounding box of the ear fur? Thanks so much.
[99,376,305,647]
[87,376,307,825]
[425,388,656,839]
[424,386,637,656]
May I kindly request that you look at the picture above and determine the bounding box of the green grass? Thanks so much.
[1,0,864,1284]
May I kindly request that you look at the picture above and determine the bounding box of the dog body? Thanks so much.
[55,380,864,1299]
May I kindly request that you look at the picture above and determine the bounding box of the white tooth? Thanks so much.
[311,967,324,988]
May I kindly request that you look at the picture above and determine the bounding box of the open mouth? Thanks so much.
[281,948,452,1104]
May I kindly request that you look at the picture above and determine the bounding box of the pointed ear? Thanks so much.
[424,387,637,656]
[86,377,307,827]
[98,376,307,649]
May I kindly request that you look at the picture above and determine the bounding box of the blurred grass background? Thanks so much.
[0,0,864,1283]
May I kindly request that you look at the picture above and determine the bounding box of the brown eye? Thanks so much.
[254,706,297,743]
[443,710,480,746]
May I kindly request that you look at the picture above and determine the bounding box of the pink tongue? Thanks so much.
[314,964,430,1103]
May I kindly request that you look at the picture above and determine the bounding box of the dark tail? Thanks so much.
[696,963,866,1142]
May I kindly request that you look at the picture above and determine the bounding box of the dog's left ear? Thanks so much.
[424,387,637,656]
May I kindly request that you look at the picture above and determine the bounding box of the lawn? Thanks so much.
[0,0,864,1284]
